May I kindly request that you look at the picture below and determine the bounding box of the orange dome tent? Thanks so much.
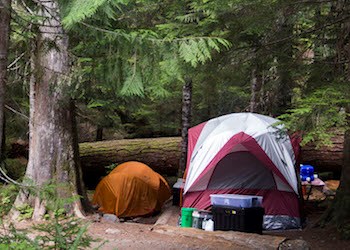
[92,161,171,217]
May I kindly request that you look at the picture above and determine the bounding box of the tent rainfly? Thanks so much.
[183,113,302,230]
[93,161,171,218]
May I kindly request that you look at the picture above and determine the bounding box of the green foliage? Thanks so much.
[0,223,39,250]
[35,182,81,213]
[104,163,117,174]
[16,204,34,220]
[5,0,350,242]
[32,216,98,250]
[178,37,231,67]
[61,0,233,139]
[0,182,104,250]
[2,158,27,181]
[278,87,348,146]
[0,216,101,250]
[0,185,37,249]
[0,184,19,217]
[63,0,129,28]
[121,71,144,97]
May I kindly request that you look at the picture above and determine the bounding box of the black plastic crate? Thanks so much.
[212,205,264,234]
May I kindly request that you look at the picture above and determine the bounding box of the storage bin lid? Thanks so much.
[210,194,262,199]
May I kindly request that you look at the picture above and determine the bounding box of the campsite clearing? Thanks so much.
[9,195,348,250]
[85,181,348,250]
[85,200,348,250]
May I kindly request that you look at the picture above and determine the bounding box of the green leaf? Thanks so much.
[63,0,129,29]
[87,100,110,109]
[71,224,89,250]
[121,72,144,97]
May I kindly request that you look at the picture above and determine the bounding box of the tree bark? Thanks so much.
[178,77,192,177]
[12,0,87,220]
[319,1,350,238]
[249,65,263,113]
[332,108,350,233]
[0,0,11,161]
[319,118,350,236]
[271,6,295,116]
[80,137,181,188]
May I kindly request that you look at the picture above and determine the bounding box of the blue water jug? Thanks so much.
[300,164,314,182]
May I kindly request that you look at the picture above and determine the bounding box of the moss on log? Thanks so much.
[80,137,181,188]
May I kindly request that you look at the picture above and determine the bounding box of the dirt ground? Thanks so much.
[9,181,349,249]
[86,206,348,250]
[87,204,282,250]
[268,202,348,250]
[87,202,250,250]
[85,182,349,250]
[88,220,246,250]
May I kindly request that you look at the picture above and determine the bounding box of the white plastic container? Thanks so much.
[204,219,214,231]
[209,194,263,208]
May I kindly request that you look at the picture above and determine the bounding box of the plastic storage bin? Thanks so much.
[210,194,263,208]
[212,205,264,234]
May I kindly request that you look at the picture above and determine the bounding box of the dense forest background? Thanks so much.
[3,0,348,143]
[1,0,350,238]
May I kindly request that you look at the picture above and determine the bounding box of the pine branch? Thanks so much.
[5,105,29,120]
[261,15,350,48]
[290,0,338,4]
[63,0,122,28]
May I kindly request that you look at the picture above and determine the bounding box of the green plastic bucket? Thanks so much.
[181,207,196,227]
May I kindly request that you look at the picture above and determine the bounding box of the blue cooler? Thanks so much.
[300,164,314,182]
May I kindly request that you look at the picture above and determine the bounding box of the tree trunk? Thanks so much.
[80,137,181,188]
[12,0,87,220]
[249,65,263,113]
[320,1,350,238]
[320,119,350,237]
[271,6,295,116]
[178,77,192,177]
[332,111,350,235]
[0,0,11,161]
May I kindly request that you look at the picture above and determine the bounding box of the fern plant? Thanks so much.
[0,182,104,250]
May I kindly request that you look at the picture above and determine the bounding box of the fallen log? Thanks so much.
[79,137,181,188]
[300,131,344,175]
[9,134,345,188]
[80,133,345,188]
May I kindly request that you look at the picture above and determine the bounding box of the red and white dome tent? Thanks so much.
[182,113,302,230]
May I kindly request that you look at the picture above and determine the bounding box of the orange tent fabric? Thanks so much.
[92,161,171,217]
